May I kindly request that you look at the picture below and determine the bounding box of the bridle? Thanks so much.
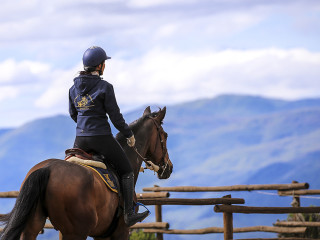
[133,116,170,177]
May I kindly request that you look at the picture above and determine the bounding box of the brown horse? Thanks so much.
[0,106,172,240]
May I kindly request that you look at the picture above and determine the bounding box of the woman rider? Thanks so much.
[68,46,149,227]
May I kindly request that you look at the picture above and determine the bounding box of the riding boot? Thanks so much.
[121,173,149,227]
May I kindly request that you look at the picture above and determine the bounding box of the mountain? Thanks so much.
[0,128,13,137]
[0,94,319,240]
[161,95,320,187]
[0,115,75,191]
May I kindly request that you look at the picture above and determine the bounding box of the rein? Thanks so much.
[150,117,169,177]
[133,146,149,166]
[133,146,160,172]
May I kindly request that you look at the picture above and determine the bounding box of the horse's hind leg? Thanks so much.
[20,201,47,240]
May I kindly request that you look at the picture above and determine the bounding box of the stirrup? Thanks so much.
[135,202,151,215]
[134,202,150,223]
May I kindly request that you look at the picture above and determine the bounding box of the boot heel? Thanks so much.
[125,211,149,226]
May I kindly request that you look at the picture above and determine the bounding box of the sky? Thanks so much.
[1,0,320,127]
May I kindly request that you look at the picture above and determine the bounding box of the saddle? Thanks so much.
[65,148,119,193]
[65,148,106,168]
[65,148,93,159]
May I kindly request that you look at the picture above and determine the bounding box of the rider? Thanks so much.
[68,46,149,227]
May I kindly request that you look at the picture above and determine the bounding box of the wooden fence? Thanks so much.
[214,202,320,240]
[1,182,319,240]
[142,182,320,240]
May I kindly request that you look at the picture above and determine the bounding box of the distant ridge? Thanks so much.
[0,128,14,137]
[173,94,320,117]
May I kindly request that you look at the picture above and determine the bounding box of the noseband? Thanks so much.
[133,116,169,176]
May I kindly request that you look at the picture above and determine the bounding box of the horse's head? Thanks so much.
[139,106,173,179]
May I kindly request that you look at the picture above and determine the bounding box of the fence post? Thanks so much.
[154,185,164,240]
[223,195,233,240]
[291,181,301,207]
[291,181,301,222]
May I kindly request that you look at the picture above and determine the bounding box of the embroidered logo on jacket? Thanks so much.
[74,94,94,110]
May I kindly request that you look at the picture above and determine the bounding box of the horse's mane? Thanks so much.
[115,110,160,143]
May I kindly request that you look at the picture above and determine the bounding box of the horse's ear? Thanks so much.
[155,106,166,122]
[143,106,151,117]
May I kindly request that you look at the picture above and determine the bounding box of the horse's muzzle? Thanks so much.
[158,158,173,179]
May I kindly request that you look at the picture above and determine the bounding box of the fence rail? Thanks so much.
[274,221,320,227]
[278,189,320,196]
[143,226,307,234]
[0,222,170,234]
[137,192,170,199]
[0,191,19,198]
[143,183,309,192]
[214,205,320,214]
[139,197,245,205]
[235,238,317,240]
[0,191,170,199]
[43,222,170,230]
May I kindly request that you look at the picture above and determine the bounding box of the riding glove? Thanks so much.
[127,135,136,147]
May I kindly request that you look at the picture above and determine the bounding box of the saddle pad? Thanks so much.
[66,156,107,169]
[77,162,118,193]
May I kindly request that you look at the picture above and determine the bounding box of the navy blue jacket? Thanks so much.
[69,74,133,138]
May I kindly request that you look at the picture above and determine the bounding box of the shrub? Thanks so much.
[129,229,156,240]
[278,211,320,238]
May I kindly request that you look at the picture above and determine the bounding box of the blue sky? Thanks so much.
[1,0,320,127]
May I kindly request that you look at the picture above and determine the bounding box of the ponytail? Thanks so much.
[79,70,92,75]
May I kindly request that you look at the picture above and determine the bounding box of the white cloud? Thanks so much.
[0,0,310,47]
[128,0,196,8]
[0,86,18,101]
[105,47,320,110]
[0,59,50,85]
[2,47,319,122]
[34,63,82,108]
[0,59,15,83]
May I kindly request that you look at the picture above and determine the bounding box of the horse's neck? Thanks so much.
[122,130,150,185]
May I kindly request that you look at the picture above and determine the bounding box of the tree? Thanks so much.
[129,230,156,240]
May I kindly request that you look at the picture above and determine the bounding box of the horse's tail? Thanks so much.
[0,167,50,240]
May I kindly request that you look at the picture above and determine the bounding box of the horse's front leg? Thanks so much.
[93,237,111,240]
[109,219,130,240]
[93,219,129,240]
[60,234,87,240]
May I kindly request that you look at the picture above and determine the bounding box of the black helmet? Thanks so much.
[82,46,111,69]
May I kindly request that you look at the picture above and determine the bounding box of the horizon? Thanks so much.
[1,93,319,129]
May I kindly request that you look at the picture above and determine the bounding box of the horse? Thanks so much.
[0,106,173,240]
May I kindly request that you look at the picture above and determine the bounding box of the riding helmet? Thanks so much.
[82,46,111,68]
